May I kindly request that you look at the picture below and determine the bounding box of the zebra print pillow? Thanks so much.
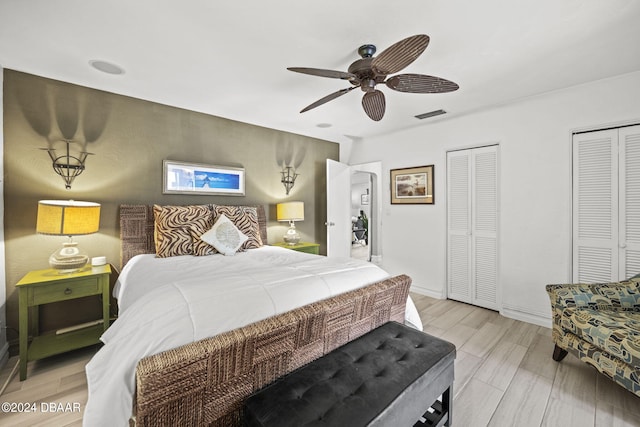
[153,204,213,257]
[189,223,218,256]
[211,205,264,251]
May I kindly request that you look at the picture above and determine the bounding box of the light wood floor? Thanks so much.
[1,295,639,426]
[411,294,640,427]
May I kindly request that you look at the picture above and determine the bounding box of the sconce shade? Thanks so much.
[277,202,304,222]
[37,200,101,236]
[41,140,93,190]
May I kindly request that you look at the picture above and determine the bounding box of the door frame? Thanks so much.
[350,162,383,263]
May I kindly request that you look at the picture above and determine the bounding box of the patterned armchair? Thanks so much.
[546,279,640,397]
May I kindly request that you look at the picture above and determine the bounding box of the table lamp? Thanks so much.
[276,201,304,245]
[36,200,101,272]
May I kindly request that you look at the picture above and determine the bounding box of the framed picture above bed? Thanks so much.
[390,165,434,205]
[163,160,245,196]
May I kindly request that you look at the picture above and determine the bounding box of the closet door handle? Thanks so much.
[325,222,335,227]
[620,243,627,249]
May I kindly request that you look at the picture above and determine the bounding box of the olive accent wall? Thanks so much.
[2,69,338,346]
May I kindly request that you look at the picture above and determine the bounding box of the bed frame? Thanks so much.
[119,204,412,426]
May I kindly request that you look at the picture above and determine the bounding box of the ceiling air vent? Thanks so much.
[415,109,447,120]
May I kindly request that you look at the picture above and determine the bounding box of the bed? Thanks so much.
[83,204,420,427]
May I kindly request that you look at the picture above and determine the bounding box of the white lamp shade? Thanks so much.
[36,200,101,236]
[276,202,304,222]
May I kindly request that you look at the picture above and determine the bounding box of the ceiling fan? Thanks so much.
[287,34,459,121]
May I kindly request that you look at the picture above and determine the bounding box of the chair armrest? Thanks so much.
[546,283,612,310]
[546,281,640,311]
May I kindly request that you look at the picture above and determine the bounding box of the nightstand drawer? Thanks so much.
[30,277,100,305]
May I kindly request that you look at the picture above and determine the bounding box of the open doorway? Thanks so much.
[351,172,371,261]
[326,160,381,262]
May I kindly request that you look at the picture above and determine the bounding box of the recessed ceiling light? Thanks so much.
[316,123,332,128]
[89,60,125,75]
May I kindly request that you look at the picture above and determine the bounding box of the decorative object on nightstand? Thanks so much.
[17,264,111,380]
[277,201,304,245]
[272,241,320,255]
[36,200,101,272]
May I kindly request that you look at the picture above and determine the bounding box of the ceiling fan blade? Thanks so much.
[386,74,459,93]
[287,67,357,81]
[300,86,357,113]
[372,34,430,75]
[362,90,386,121]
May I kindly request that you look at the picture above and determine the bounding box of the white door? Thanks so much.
[573,124,640,282]
[447,151,472,301]
[326,159,352,258]
[572,129,618,282]
[619,125,640,278]
[447,145,499,310]
[472,146,499,308]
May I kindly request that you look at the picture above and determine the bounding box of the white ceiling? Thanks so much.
[1,0,639,144]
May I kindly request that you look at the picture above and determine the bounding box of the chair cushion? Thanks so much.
[560,307,640,367]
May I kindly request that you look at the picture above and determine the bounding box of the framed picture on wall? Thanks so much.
[390,165,434,204]
[361,194,369,205]
[163,160,245,196]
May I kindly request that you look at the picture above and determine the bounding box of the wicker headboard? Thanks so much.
[119,204,268,269]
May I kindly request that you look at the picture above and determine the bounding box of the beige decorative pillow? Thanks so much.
[189,223,218,256]
[153,205,212,257]
[201,214,248,256]
[211,205,263,251]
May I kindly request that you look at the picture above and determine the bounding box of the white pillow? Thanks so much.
[201,214,248,256]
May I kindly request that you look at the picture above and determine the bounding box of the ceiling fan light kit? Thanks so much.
[287,34,459,121]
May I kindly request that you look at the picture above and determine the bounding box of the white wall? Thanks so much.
[349,71,640,326]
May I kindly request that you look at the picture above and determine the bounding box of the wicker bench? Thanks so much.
[243,321,456,427]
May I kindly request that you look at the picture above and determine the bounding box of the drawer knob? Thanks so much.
[64,288,72,295]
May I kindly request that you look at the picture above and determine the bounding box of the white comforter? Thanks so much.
[83,246,421,427]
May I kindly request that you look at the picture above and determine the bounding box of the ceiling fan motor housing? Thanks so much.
[348,57,386,92]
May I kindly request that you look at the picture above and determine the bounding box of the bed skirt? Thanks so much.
[133,274,412,426]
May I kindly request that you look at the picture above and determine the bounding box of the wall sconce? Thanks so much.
[36,200,101,272]
[280,166,299,195]
[41,140,93,190]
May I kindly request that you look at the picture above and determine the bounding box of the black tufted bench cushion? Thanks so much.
[243,321,456,427]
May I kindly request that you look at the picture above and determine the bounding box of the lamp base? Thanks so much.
[283,224,301,246]
[49,242,88,273]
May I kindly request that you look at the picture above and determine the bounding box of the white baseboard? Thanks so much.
[501,305,552,328]
[406,284,551,328]
[409,284,446,299]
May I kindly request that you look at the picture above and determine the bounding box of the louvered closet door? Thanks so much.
[572,129,618,283]
[447,151,471,302]
[472,146,499,309]
[619,125,640,278]
[573,124,640,282]
[447,145,499,310]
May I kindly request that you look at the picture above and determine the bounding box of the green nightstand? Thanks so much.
[272,242,320,255]
[17,264,111,381]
